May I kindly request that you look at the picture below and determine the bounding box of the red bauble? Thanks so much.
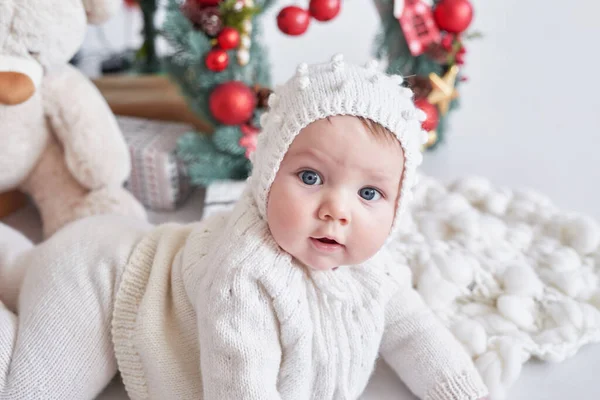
[309,0,341,22]
[124,0,138,7]
[277,6,311,36]
[196,0,221,6]
[209,81,257,125]
[414,98,439,131]
[434,0,473,33]
[455,45,466,64]
[217,27,240,50]
[441,34,454,50]
[241,124,260,136]
[205,48,229,72]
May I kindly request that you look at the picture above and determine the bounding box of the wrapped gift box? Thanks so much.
[118,116,194,211]
[201,179,247,219]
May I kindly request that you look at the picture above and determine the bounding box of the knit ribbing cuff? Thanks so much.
[425,371,489,400]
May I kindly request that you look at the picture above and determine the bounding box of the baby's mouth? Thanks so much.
[316,237,339,245]
[310,237,344,252]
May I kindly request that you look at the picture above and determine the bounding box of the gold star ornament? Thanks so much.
[427,65,460,116]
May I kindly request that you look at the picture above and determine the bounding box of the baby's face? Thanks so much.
[266,116,404,271]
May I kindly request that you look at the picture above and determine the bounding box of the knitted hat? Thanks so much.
[250,54,429,233]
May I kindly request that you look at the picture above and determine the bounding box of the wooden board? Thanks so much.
[92,74,214,134]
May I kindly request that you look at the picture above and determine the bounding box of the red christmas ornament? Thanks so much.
[124,0,138,7]
[455,45,466,64]
[205,48,229,72]
[241,123,261,136]
[209,81,257,125]
[441,34,454,50]
[433,0,474,34]
[309,0,341,22]
[398,0,441,56]
[239,132,258,159]
[217,27,240,50]
[414,98,439,131]
[277,6,311,36]
[196,0,222,6]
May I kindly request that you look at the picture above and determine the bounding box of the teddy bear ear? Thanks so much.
[82,0,121,25]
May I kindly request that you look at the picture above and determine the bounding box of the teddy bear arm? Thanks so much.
[43,64,131,190]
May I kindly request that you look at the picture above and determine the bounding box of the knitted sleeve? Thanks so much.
[380,281,489,400]
[194,188,284,400]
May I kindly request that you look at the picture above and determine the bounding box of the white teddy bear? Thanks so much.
[0,0,146,239]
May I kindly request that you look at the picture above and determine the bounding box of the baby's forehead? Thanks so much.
[288,117,403,157]
[284,124,404,181]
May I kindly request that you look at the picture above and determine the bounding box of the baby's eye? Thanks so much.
[359,187,382,201]
[298,170,322,186]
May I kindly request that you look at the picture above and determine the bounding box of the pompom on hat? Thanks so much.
[249,54,429,234]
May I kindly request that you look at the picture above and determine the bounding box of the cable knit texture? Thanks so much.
[113,188,488,400]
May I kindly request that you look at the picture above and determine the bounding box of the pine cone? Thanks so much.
[405,76,433,100]
[199,6,223,37]
[425,42,451,65]
[255,86,273,109]
[181,3,223,37]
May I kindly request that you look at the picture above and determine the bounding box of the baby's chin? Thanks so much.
[307,262,340,272]
[293,256,340,272]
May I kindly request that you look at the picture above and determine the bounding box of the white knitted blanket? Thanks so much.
[202,174,600,400]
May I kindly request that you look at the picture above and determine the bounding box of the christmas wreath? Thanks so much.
[161,0,479,186]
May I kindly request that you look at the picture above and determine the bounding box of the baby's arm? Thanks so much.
[188,195,284,399]
[195,271,282,400]
[380,278,489,400]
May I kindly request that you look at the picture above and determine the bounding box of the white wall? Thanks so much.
[83,0,600,219]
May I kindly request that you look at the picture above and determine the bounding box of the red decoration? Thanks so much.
[241,124,261,137]
[277,6,311,36]
[309,0,341,22]
[217,27,240,50]
[414,98,439,131]
[398,0,441,56]
[205,48,229,72]
[433,0,473,34]
[441,34,454,50]
[209,81,257,125]
[124,0,138,7]
[196,0,222,6]
[455,46,466,64]
[239,132,258,159]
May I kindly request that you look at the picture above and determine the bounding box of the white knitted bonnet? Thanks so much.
[250,54,429,233]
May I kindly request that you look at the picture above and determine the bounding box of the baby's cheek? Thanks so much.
[352,211,391,260]
[276,196,312,246]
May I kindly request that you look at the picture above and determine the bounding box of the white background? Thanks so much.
[79,0,600,398]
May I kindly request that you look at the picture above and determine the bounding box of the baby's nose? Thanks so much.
[318,195,351,225]
[0,71,36,105]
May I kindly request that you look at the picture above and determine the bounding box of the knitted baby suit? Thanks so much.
[112,55,489,400]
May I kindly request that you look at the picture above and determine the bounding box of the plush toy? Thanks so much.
[0,0,147,238]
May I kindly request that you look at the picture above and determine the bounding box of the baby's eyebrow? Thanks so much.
[365,169,397,183]
[288,148,325,162]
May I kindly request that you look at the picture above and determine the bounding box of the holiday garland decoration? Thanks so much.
[374,0,479,147]
[162,0,479,187]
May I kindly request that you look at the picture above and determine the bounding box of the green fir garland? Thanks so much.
[162,0,275,186]
[162,0,474,187]
[372,0,464,149]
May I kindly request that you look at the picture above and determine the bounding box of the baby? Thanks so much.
[0,55,489,399]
